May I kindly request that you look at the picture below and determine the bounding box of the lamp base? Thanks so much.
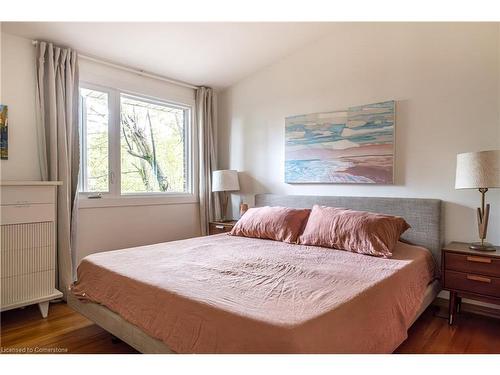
[469,242,496,252]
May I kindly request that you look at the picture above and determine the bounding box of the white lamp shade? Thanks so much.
[455,150,500,189]
[212,170,240,192]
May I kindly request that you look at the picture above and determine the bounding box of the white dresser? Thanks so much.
[0,181,63,318]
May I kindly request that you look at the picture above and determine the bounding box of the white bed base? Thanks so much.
[67,293,173,354]
[67,279,441,354]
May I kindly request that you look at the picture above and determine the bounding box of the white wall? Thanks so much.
[0,32,200,262]
[0,33,40,180]
[76,203,200,261]
[218,23,500,246]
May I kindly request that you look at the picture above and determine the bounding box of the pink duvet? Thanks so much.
[71,234,435,353]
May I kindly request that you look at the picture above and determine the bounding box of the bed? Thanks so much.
[69,194,442,354]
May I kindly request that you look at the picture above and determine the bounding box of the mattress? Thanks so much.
[71,234,436,353]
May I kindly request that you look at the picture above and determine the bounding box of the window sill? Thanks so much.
[78,194,199,209]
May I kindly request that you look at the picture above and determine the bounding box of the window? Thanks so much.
[120,95,188,194]
[79,84,193,201]
[80,88,110,193]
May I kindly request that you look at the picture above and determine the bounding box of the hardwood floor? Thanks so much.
[1,302,499,354]
[396,304,500,354]
[0,302,137,354]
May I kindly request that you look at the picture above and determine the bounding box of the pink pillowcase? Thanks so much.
[229,206,311,243]
[298,205,411,258]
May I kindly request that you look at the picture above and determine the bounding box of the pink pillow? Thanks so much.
[298,205,410,258]
[229,206,311,243]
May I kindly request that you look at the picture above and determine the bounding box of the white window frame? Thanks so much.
[79,83,114,197]
[78,82,197,208]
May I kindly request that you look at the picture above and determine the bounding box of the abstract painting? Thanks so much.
[285,100,395,184]
[0,105,7,160]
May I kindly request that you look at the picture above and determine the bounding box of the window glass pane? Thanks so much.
[120,95,187,193]
[80,88,109,192]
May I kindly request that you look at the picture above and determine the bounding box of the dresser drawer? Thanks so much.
[0,186,55,205]
[1,270,56,308]
[1,246,55,278]
[445,252,500,278]
[1,222,54,251]
[0,204,55,225]
[444,270,500,298]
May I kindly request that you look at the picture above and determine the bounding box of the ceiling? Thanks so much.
[3,22,334,88]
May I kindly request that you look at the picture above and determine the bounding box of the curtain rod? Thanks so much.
[32,40,199,90]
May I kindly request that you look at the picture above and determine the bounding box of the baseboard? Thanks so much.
[433,297,500,320]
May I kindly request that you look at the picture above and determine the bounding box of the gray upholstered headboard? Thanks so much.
[255,194,443,266]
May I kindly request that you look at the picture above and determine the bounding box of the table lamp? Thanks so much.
[455,150,500,251]
[212,170,240,222]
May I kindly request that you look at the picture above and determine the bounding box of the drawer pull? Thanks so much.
[466,274,491,283]
[215,225,224,229]
[466,256,491,264]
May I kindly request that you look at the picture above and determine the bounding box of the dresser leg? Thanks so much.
[38,301,49,318]
[448,291,456,325]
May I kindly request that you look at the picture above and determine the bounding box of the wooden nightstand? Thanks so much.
[442,241,500,325]
[209,220,237,235]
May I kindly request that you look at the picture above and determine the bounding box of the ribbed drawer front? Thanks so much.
[0,204,54,225]
[0,186,55,205]
[1,222,53,251]
[1,222,56,301]
[0,184,60,313]
[1,246,54,277]
[1,270,55,307]
[445,252,500,278]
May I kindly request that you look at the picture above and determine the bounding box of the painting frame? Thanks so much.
[285,100,395,184]
[0,104,8,160]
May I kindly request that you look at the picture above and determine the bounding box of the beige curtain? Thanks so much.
[196,87,220,235]
[35,41,79,296]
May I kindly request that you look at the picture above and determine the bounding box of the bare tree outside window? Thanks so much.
[120,95,187,193]
[79,88,189,195]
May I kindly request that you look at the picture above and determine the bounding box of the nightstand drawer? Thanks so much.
[445,252,500,278]
[444,270,500,298]
[209,223,232,235]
